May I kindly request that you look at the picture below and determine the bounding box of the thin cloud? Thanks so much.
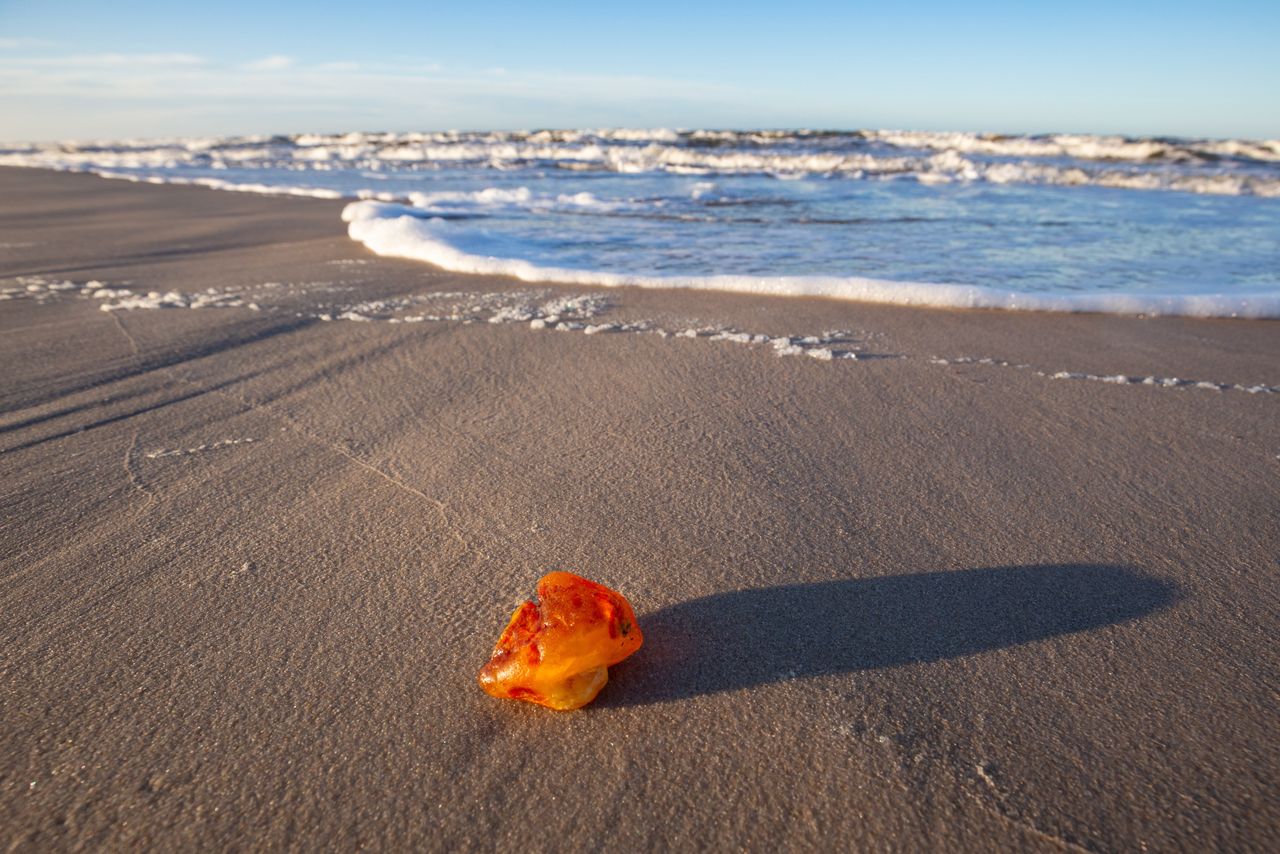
[0,58,783,140]
[0,37,58,50]
[316,59,439,74]
[242,55,294,71]
[0,59,749,102]
[0,53,207,67]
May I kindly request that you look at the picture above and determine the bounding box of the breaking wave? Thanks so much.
[5,128,1278,317]
[343,200,1280,318]
[4,128,1280,196]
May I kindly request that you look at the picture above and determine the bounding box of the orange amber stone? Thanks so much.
[478,572,643,710]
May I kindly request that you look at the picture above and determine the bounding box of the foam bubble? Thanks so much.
[7,129,1277,317]
[5,129,1279,195]
[342,201,1280,319]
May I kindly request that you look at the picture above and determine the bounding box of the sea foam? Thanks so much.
[6,128,1279,317]
[342,201,1280,318]
[6,129,1280,195]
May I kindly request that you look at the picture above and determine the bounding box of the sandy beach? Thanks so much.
[2,166,1277,850]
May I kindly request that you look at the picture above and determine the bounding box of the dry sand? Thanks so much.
[1,167,1277,851]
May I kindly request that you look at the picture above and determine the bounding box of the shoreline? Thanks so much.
[9,160,1280,318]
[4,167,1277,392]
[341,198,1280,319]
[2,166,1277,850]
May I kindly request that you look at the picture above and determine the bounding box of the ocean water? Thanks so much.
[5,129,1279,316]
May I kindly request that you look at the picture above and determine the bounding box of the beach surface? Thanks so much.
[2,166,1277,851]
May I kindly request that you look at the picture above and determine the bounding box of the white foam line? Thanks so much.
[3,276,295,313]
[144,437,257,459]
[4,276,135,304]
[287,283,863,361]
[7,129,1279,195]
[13,274,1273,384]
[99,288,253,311]
[91,169,345,199]
[930,356,1278,395]
[342,202,1280,319]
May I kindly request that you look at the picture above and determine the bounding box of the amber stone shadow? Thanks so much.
[601,564,1177,707]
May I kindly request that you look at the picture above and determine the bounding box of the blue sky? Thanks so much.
[1,0,1277,141]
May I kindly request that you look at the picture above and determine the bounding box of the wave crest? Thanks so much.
[342,201,1280,318]
[5,128,1280,197]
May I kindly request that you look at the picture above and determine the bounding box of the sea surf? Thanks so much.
[4,128,1277,317]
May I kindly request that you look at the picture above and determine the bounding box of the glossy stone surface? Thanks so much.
[478,572,643,710]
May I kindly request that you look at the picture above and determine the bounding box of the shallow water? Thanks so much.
[6,129,1278,316]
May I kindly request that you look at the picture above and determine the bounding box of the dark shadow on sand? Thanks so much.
[2,314,318,413]
[602,564,1176,707]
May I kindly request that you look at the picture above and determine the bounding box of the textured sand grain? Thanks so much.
[1,168,1277,851]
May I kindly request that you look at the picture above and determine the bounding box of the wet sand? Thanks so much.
[1,166,1277,850]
